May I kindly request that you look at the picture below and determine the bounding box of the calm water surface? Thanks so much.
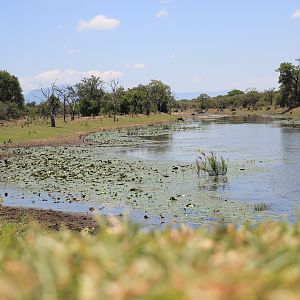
[120,116,300,221]
[2,116,300,224]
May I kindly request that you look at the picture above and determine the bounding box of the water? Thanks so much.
[2,115,300,224]
[120,116,300,221]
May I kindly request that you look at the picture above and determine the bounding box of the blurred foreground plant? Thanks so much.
[0,218,300,299]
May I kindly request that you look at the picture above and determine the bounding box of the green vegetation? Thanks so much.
[197,151,228,177]
[2,59,300,124]
[0,219,299,299]
[175,89,278,112]
[0,114,177,144]
[175,59,300,113]
[254,203,271,212]
[276,61,300,109]
[0,70,24,120]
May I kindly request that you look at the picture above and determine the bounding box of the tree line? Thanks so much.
[0,72,174,126]
[176,59,300,112]
[1,59,300,123]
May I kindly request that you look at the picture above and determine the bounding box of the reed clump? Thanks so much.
[197,151,228,176]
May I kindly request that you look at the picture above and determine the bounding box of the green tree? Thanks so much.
[227,89,244,97]
[121,88,145,116]
[148,80,174,114]
[0,70,24,108]
[76,76,105,116]
[196,93,210,110]
[276,62,300,108]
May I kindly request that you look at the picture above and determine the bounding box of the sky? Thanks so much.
[1,0,300,95]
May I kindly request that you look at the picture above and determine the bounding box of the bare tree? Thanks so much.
[39,82,60,127]
[55,85,79,121]
[266,88,275,106]
[108,78,122,122]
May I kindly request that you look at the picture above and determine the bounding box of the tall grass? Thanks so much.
[0,218,300,299]
[197,151,228,176]
[254,202,271,212]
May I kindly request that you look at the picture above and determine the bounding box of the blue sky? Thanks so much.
[1,0,300,94]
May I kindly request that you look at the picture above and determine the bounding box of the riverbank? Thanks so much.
[175,106,300,119]
[0,113,177,147]
[1,112,298,229]
[210,106,300,118]
[0,206,100,231]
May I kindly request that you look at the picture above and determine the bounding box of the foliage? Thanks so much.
[254,203,271,212]
[148,80,174,113]
[76,76,105,116]
[0,70,24,108]
[276,62,300,108]
[197,151,228,176]
[0,101,22,120]
[0,219,300,299]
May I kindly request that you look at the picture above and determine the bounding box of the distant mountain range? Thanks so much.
[25,89,228,103]
[25,89,44,103]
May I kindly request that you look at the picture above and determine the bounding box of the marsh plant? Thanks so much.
[254,202,271,212]
[197,151,228,177]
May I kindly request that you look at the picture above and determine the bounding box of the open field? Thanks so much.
[0,114,177,146]
[0,218,299,299]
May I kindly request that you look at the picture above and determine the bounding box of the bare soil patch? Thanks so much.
[0,206,101,231]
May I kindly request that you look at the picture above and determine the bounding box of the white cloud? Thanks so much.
[126,63,147,69]
[291,9,300,19]
[77,15,120,31]
[156,10,168,18]
[20,69,123,92]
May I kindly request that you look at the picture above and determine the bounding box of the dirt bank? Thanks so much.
[0,206,102,231]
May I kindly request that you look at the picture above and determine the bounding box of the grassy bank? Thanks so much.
[0,114,177,145]
[0,219,299,299]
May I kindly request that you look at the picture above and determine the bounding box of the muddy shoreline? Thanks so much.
[0,206,102,231]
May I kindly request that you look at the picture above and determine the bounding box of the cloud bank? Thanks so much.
[20,69,123,92]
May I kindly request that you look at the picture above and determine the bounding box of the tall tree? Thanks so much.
[107,78,123,122]
[0,70,24,108]
[276,62,300,108]
[148,80,174,114]
[55,85,79,121]
[76,75,105,116]
[40,83,60,127]
[265,88,275,106]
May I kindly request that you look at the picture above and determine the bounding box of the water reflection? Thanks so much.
[198,176,228,192]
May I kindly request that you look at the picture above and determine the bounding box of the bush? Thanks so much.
[0,101,23,120]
